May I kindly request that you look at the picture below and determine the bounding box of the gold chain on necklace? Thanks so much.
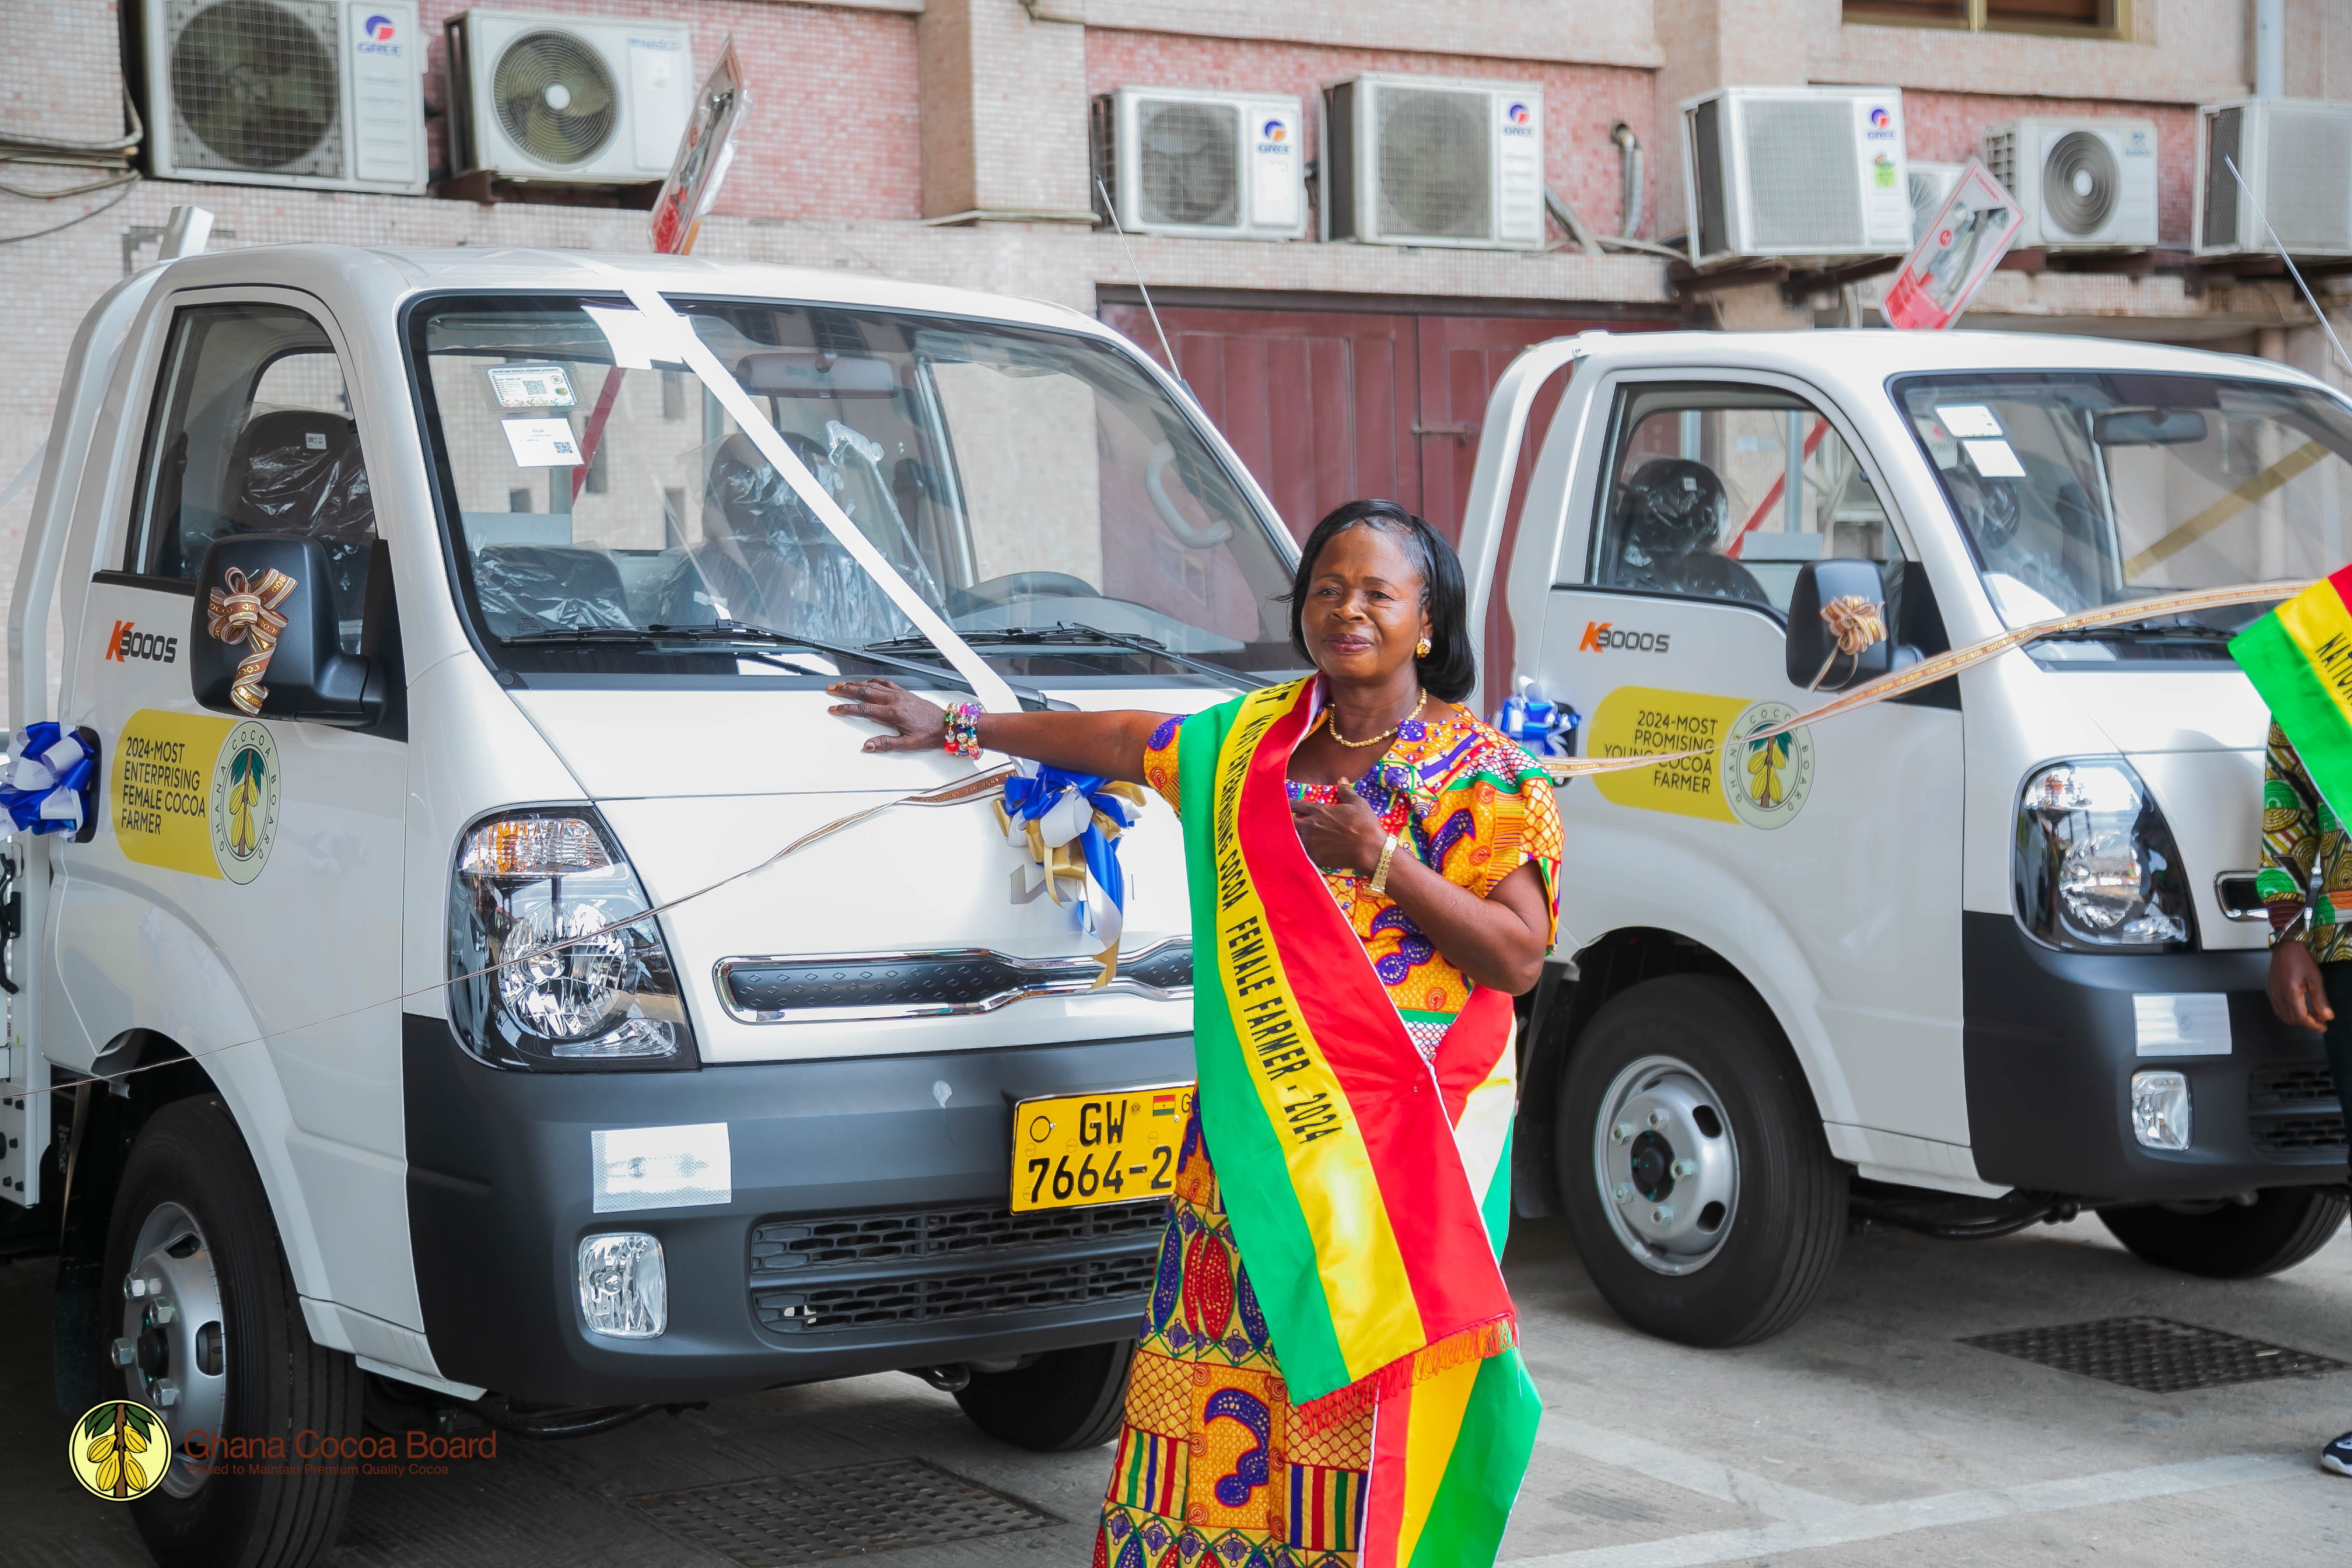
[1322,689,1427,750]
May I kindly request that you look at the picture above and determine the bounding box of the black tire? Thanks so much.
[105,1095,364,1568]
[1555,976,1847,1347]
[2100,1186,2351,1279]
[953,1339,1134,1452]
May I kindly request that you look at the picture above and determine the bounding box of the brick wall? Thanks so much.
[1903,92,2198,246]
[415,0,922,220]
[1085,30,1660,239]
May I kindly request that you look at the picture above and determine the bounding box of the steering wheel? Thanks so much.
[945,571,1102,620]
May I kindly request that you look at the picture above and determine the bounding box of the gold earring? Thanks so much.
[1415,638,1432,657]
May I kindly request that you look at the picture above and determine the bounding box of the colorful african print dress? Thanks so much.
[1095,680,1561,1568]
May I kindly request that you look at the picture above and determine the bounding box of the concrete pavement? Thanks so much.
[3,1210,2348,1567]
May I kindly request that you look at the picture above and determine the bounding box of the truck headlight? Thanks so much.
[2013,760,2194,952]
[448,811,696,1070]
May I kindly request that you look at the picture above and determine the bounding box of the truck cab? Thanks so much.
[1463,328,2352,1347]
[0,245,1293,1565]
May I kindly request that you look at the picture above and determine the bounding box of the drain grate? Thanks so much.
[1960,1315,2349,1393]
[628,1457,1058,1567]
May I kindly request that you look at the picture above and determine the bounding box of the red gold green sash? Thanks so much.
[2233,564,2352,818]
[1175,678,1542,1568]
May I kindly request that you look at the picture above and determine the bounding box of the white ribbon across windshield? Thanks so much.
[580,270,1021,716]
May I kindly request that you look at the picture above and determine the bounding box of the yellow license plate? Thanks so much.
[1011,1084,1195,1212]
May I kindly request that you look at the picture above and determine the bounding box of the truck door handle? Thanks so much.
[1411,422,1480,441]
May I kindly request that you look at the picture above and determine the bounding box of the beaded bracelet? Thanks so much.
[943,702,983,758]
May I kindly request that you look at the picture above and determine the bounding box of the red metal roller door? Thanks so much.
[1100,300,1673,698]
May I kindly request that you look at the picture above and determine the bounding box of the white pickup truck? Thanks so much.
[4,239,2346,1567]
[0,241,1292,1566]
[1454,327,2351,1347]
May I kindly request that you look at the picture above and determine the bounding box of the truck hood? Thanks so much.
[505,683,1237,1063]
[2052,664,2268,754]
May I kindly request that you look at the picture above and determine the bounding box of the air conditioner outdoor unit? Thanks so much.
[141,0,426,194]
[446,9,692,185]
[1984,119,2158,251]
[1091,87,1305,241]
[1681,86,1912,268]
[2196,98,2352,259]
[1320,74,1544,250]
[1908,161,1964,242]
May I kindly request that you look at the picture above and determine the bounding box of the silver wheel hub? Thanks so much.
[116,1202,225,1498]
[1593,1054,1739,1276]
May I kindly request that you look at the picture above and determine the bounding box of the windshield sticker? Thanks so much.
[1936,404,2003,439]
[486,364,576,409]
[500,417,582,468]
[113,709,280,882]
[1963,438,2027,478]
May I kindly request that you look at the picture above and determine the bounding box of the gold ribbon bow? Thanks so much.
[206,566,298,716]
[1810,593,1887,691]
[995,779,1149,988]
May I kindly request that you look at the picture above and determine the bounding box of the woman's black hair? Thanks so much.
[1286,499,1475,702]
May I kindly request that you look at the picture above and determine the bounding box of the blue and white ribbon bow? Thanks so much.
[1492,676,1577,758]
[0,722,97,837]
[997,762,1148,987]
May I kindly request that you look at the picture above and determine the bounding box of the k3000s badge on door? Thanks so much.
[114,710,280,883]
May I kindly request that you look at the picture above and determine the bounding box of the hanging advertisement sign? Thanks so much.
[649,38,751,258]
[1881,158,2025,330]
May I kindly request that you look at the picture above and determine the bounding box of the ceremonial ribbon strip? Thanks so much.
[205,566,297,717]
[50,574,2313,1098]
[0,722,96,838]
[1810,593,1888,691]
[1547,578,2303,785]
[1176,677,1541,1568]
[995,762,1147,987]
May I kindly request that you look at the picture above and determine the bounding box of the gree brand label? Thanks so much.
[114,710,281,882]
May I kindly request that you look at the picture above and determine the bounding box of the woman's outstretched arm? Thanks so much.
[827,678,1169,784]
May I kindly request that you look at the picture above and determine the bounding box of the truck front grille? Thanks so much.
[2248,1063,2346,1159]
[748,1197,1167,1336]
[752,1252,1163,1334]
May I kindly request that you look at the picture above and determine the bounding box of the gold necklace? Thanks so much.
[1323,689,1427,750]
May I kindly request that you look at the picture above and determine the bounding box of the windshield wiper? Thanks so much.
[2042,617,2240,643]
[868,621,1274,688]
[499,622,1064,708]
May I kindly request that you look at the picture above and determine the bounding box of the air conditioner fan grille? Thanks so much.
[1908,170,1945,238]
[1741,98,1864,250]
[1376,88,1489,240]
[2264,108,2352,251]
[167,0,342,174]
[492,28,619,167]
[2043,130,2120,237]
[1136,101,1238,228]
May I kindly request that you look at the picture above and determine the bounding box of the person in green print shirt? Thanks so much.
[2258,719,2352,1477]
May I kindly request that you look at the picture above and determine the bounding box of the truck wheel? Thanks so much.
[1556,976,1847,1347]
[954,1339,1133,1452]
[103,1095,363,1568]
[2100,1187,2350,1279]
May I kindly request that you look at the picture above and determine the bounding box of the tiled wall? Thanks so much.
[1084,30,1660,240]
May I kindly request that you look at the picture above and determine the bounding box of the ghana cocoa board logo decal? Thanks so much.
[70,1400,168,1500]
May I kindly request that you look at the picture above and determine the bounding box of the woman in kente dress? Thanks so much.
[830,500,1560,1568]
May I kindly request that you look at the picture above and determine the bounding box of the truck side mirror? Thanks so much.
[1785,557,1912,692]
[189,536,385,728]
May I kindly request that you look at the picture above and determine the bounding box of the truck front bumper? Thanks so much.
[401,1014,1188,1407]
[1963,913,2346,1202]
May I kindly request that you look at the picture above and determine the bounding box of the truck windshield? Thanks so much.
[1895,372,2352,654]
[410,296,1302,685]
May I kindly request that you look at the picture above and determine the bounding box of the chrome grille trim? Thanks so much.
[714,938,1194,1024]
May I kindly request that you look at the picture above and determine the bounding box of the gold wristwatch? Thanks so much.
[1368,833,1400,896]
